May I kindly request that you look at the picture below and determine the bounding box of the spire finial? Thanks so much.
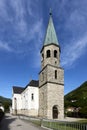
[49,8,52,16]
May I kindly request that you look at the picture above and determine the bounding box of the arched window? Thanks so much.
[55,70,57,79]
[46,50,51,58]
[54,50,57,58]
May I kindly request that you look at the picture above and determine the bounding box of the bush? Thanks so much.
[79,107,87,118]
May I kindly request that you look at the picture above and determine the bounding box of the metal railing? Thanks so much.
[19,115,87,130]
[41,119,87,130]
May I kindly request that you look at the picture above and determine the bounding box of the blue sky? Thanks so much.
[0,0,87,98]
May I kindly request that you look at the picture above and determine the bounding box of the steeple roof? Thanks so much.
[43,12,59,46]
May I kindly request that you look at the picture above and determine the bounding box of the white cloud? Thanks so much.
[65,9,87,33]
[0,0,43,53]
[27,1,35,17]
[28,19,44,68]
[61,33,87,68]
[9,0,43,40]
[0,0,9,20]
[58,1,87,68]
[9,0,28,36]
[0,41,12,52]
[29,19,43,39]
[10,0,25,18]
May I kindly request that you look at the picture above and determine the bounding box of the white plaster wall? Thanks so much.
[12,94,22,110]
[12,86,39,116]
[21,86,39,111]
[28,86,39,110]
[21,87,29,110]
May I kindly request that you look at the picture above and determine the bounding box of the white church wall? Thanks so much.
[12,93,22,114]
[28,86,39,116]
[21,87,29,110]
[20,86,39,116]
[28,86,39,109]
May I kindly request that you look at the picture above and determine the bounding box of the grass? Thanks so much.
[30,119,41,126]
[77,119,87,123]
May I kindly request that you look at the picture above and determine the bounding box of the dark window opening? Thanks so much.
[55,61,57,64]
[54,50,57,58]
[47,50,51,58]
[55,70,57,79]
[31,93,34,100]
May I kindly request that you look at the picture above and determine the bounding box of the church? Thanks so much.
[12,12,64,119]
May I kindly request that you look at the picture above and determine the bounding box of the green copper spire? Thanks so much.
[44,11,59,46]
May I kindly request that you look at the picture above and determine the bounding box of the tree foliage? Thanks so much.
[0,96,12,112]
[64,81,87,118]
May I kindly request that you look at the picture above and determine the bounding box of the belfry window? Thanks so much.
[46,50,51,58]
[55,70,57,79]
[54,50,57,58]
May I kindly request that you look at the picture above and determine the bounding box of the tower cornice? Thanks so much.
[39,64,64,74]
[40,43,61,53]
[39,81,64,88]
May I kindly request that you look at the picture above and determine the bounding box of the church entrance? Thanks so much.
[53,105,58,119]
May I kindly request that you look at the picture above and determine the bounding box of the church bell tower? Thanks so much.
[39,11,64,119]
